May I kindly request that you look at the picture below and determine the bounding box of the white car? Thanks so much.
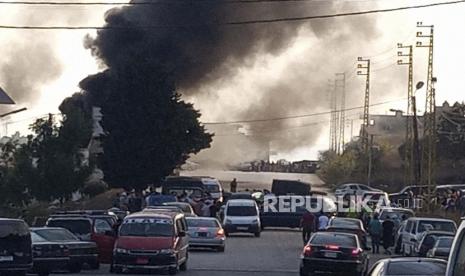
[201,177,224,202]
[446,219,465,276]
[401,217,457,256]
[334,183,381,197]
[222,199,261,237]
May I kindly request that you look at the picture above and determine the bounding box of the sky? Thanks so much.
[1,0,465,162]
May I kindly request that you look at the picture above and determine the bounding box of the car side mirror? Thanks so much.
[178,231,186,237]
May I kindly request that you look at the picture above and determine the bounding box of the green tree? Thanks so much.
[79,69,213,191]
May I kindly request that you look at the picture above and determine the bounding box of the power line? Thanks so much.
[202,97,406,125]
[0,0,464,29]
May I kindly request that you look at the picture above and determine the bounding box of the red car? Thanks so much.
[110,211,189,275]
[46,215,116,265]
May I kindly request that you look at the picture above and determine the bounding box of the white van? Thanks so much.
[201,177,223,202]
[223,199,261,237]
[446,219,465,276]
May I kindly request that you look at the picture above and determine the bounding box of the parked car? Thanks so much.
[326,217,368,249]
[30,231,70,276]
[427,236,454,260]
[299,232,369,276]
[401,217,457,256]
[0,219,33,276]
[415,231,455,257]
[163,202,197,217]
[271,179,311,196]
[368,257,447,276]
[375,207,415,226]
[389,185,428,207]
[186,217,225,251]
[32,227,99,272]
[446,219,465,276]
[46,215,116,264]
[334,183,381,197]
[199,177,224,202]
[110,210,188,275]
[223,199,261,237]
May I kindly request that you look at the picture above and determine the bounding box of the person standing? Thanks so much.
[368,214,382,254]
[317,212,329,231]
[382,215,395,255]
[230,178,237,193]
[300,211,315,244]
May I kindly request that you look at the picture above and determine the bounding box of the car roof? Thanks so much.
[48,216,92,221]
[126,211,177,220]
[164,202,190,206]
[186,217,217,221]
[407,217,455,222]
[375,257,447,264]
[378,207,413,212]
[0,218,25,223]
[227,199,256,206]
[423,230,455,236]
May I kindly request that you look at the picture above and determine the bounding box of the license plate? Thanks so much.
[324,252,338,258]
[0,256,13,262]
[197,232,208,237]
[237,227,248,230]
[136,258,149,265]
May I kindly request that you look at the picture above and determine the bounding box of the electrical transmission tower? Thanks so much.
[357,57,371,152]
[397,43,415,187]
[417,22,436,211]
[336,73,346,155]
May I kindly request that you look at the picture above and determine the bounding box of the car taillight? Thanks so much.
[351,248,361,256]
[326,245,340,250]
[217,229,225,237]
[302,245,312,257]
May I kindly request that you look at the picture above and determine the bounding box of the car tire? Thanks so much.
[217,246,225,252]
[110,263,123,274]
[179,260,187,271]
[68,262,82,273]
[299,267,310,276]
[254,232,261,238]
[89,260,100,270]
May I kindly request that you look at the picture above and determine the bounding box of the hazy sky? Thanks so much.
[1,0,465,161]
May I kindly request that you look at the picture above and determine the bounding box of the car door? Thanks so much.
[447,222,465,276]
[175,218,189,264]
[92,218,116,263]
[402,220,413,254]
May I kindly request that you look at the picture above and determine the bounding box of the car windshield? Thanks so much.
[35,228,79,241]
[186,218,219,228]
[418,221,456,233]
[47,219,92,235]
[310,233,357,247]
[387,261,446,275]
[379,210,413,220]
[204,184,220,193]
[0,220,29,239]
[330,219,360,229]
[31,232,47,243]
[165,203,193,214]
[227,205,257,216]
[119,218,174,237]
[437,237,454,247]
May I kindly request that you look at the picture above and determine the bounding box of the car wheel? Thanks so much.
[68,262,82,273]
[217,246,225,252]
[110,263,123,274]
[299,267,310,276]
[254,232,261,238]
[179,260,187,271]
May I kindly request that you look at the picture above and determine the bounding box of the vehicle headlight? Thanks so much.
[114,248,128,254]
[159,249,175,255]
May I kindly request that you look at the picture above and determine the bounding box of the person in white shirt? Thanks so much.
[318,212,329,230]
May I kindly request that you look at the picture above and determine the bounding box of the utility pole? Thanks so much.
[357,57,371,153]
[336,73,346,154]
[328,79,336,152]
[397,43,415,187]
[367,134,374,187]
[417,22,436,212]
[412,96,422,187]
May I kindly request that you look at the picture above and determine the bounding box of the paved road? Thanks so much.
[59,229,391,276]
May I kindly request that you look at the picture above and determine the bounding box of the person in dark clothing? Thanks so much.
[382,215,395,255]
[230,178,237,193]
[300,211,315,244]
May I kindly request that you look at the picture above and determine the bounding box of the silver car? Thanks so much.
[368,257,447,276]
[186,217,225,252]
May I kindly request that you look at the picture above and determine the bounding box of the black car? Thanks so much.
[426,236,454,259]
[31,231,70,276]
[32,227,99,272]
[368,257,447,276]
[326,217,368,249]
[299,232,369,276]
[0,219,33,276]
